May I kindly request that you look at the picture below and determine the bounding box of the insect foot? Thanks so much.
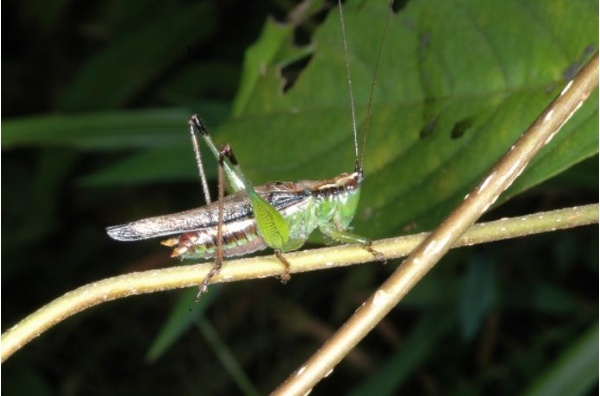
[365,241,387,265]
[275,250,292,284]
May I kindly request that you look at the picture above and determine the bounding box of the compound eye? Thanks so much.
[345,179,359,192]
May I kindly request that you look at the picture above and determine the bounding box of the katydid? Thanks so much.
[106,1,388,297]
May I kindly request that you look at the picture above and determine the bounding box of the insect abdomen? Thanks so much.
[169,218,268,259]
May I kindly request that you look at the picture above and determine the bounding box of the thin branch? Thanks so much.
[1,204,597,362]
[273,53,599,395]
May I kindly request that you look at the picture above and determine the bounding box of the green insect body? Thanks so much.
[106,117,367,262]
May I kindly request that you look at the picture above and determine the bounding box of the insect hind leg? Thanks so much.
[196,144,228,302]
[189,115,246,193]
[191,117,294,293]
[220,136,294,284]
[274,250,292,284]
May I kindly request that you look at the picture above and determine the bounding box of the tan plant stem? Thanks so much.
[273,53,598,395]
[1,203,597,363]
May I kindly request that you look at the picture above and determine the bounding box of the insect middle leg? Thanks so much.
[320,224,386,264]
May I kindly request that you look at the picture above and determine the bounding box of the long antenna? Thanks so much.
[336,0,360,171]
[337,0,392,171]
[361,2,392,168]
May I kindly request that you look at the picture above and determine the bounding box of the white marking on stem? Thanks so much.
[505,158,523,181]
[560,80,574,96]
[373,289,389,307]
[478,172,496,193]
[481,198,496,214]
[544,131,558,145]
[423,234,451,257]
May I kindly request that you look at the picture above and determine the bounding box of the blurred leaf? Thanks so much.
[459,255,496,340]
[401,273,580,315]
[80,145,204,186]
[147,286,260,395]
[2,149,79,252]
[158,63,241,104]
[2,109,189,149]
[501,280,584,314]
[57,2,216,110]
[233,18,314,115]
[194,312,261,396]
[1,365,53,396]
[541,155,599,190]
[25,0,71,31]
[4,105,231,185]
[350,309,456,396]
[523,322,599,396]
[146,287,219,362]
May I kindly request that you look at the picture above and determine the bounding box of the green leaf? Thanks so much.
[459,255,496,341]
[350,309,456,396]
[523,322,599,396]
[80,144,215,187]
[2,109,190,150]
[214,0,598,239]
[146,287,219,362]
[5,0,597,238]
